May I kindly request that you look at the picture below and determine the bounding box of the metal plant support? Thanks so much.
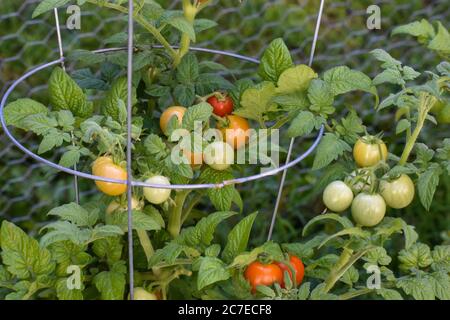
[0,1,326,299]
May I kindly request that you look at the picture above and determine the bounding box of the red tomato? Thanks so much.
[275,256,305,287]
[207,94,234,117]
[244,261,283,293]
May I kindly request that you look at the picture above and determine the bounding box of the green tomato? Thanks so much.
[380,174,415,209]
[143,175,171,204]
[203,141,234,171]
[351,193,386,227]
[322,181,354,212]
[130,287,158,300]
[437,104,450,124]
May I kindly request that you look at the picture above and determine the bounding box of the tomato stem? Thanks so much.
[398,93,436,165]
[168,190,191,237]
[176,0,197,66]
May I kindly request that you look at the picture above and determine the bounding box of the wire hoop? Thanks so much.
[0,47,324,191]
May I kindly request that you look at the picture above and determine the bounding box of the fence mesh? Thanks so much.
[0,0,449,233]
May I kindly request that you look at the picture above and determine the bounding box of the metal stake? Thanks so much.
[268,0,326,241]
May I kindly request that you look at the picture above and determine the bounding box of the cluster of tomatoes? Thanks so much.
[322,136,415,227]
[91,92,251,205]
[244,256,305,293]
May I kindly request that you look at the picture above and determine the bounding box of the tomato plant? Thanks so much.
[0,1,449,302]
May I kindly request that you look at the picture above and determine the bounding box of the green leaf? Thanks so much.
[173,84,196,106]
[149,243,185,267]
[176,211,236,247]
[392,19,435,39]
[197,257,230,290]
[38,129,66,154]
[22,114,58,136]
[323,66,376,97]
[258,38,293,83]
[40,221,91,247]
[398,243,433,272]
[92,237,123,265]
[59,147,82,168]
[181,102,212,130]
[90,225,124,241]
[0,221,55,279]
[302,213,353,237]
[235,82,277,122]
[195,73,233,96]
[167,16,196,41]
[431,245,450,272]
[199,168,235,211]
[193,19,218,33]
[376,288,403,300]
[222,212,258,263]
[396,275,435,300]
[363,247,392,266]
[370,49,402,68]
[176,53,199,84]
[428,22,450,54]
[3,98,48,129]
[47,203,97,227]
[32,0,71,18]
[276,65,318,94]
[93,267,126,300]
[102,77,137,121]
[107,210,162,232]
[396,119,411,134]
[429,271,450,300]
[56,278,84,300]
[48,67,92,117]
[297,282,311,300]
[308,79,335,115]
[417,164,441,211]
[144,134,168,160]
[312,133,351,170]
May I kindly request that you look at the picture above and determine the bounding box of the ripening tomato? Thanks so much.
[380,174,415,209]
[275,255,305,287]
[353,137,388,167]
[218,115,250,150]
[203,141,234,171]
[322,181,354,212]
[143,175,172,205]
[106,197,142,214]
[207,94,234,117]
[351,193,386,227]
[160,106,186,135]
[244,261,283,293]
[130,287,158,300]
[92,157,127,196]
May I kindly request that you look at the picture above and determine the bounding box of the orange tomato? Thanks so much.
[219,115,250,150]
[92,157,127,196]
[160,106,187,135]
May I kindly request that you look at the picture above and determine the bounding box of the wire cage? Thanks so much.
[0,0,329,298]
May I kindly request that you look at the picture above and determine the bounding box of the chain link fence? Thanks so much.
[1,0,449,234]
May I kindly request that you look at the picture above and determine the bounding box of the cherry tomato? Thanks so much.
[92,157,127,196]
[275,255,305,287]
[353,137,388,167]
[322,181,354,212]
[160,106,186,135]
[130,287,158,300]
[351,193,386,227]
[203,141,234,171]
[143,175,171,205]
[244,261,283,293]
[437,104,450,124]
[207,94,234,117]
[218,115,250,150]
[380,174,415,209]
[106,197,142,214]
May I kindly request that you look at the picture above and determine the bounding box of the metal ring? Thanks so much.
[0,48,324,190]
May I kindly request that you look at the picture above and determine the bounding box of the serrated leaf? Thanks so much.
[428,22,450,54]
[323,66,376,97]
[276,65,318,94]
[93,268,126,300]
[392,19,435,39]
[417,165,441,211]
[235,82,276,122]
[258,38,293,83]
[32,0,70,18]
[47,203,95,227]
[396,119,411,134]
[3,98,48,129]
[222,212,258,263]
[312,133,351,170]
[197,257,230,290]
[176,53,199,84]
